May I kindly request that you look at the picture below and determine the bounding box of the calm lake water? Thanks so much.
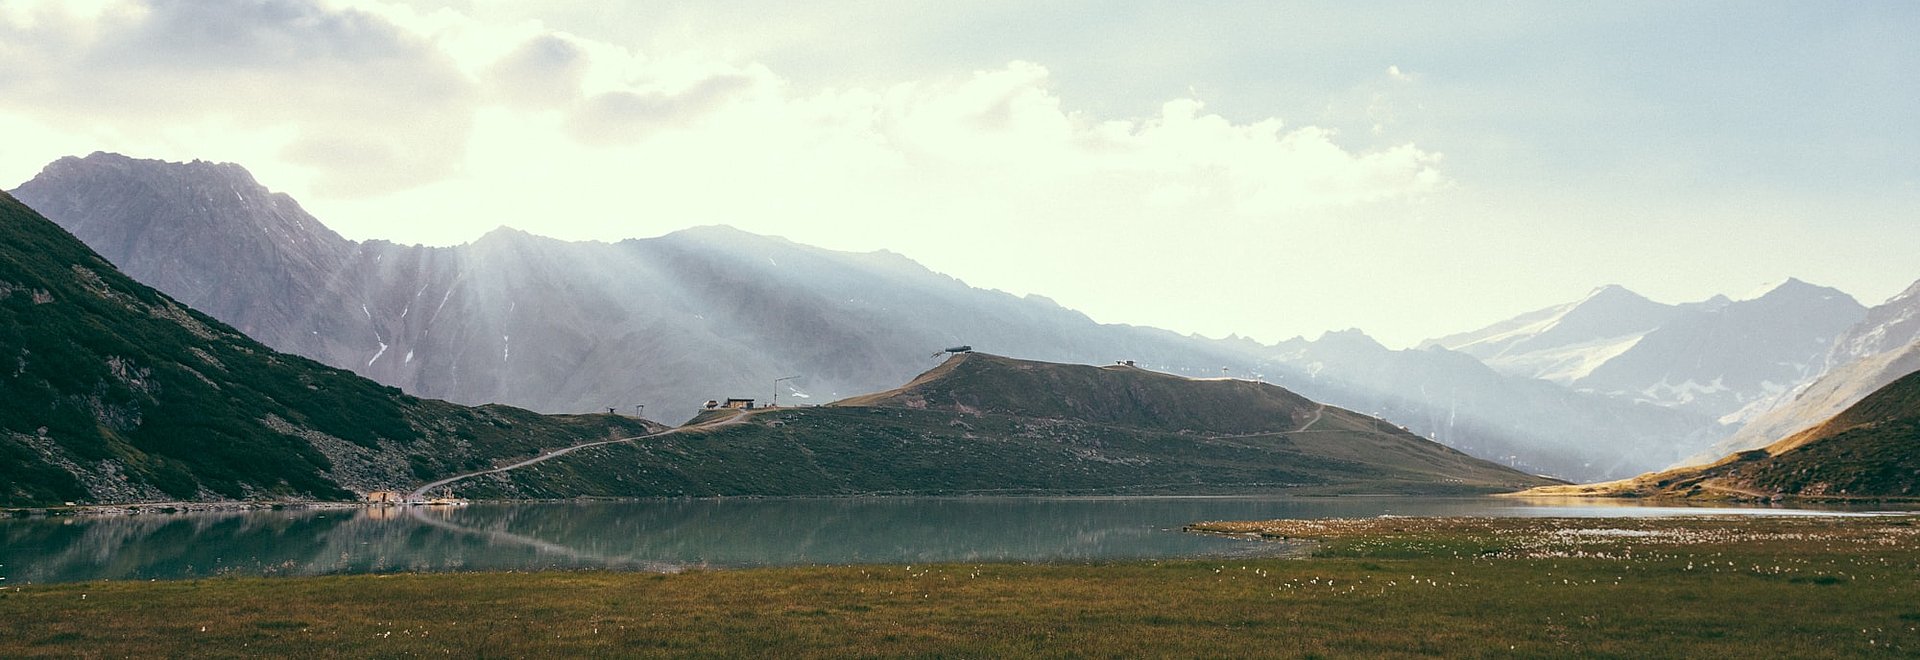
[0,496,1901,584]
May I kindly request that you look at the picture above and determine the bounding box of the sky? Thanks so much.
[2,0,1916,348]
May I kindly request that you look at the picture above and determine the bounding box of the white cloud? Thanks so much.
[0,0,1442,231]
[0,0,1454,346]
[0,0,476,196]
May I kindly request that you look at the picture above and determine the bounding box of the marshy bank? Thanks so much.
[4,514,1917,656]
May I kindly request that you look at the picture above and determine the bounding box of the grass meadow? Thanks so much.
[3,515,1916,657]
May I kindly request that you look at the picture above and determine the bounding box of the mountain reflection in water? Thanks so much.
[1,496,1884,584]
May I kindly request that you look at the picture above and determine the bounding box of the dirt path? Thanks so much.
[407,411,756,499]
[1298,403,1327,432]
[1194,404,1334,441]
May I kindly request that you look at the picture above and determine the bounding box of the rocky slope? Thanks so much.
[0,190,659,507]
[1527,367,1920,500]
[14,152,1720,482]
[456,353,1561,498]
[1427,281,1866,420]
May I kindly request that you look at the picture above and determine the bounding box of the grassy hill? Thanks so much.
[0,191,659,507]
[836,353,1321,434]
[458,354,1558,498]
[1524,368,1920,500]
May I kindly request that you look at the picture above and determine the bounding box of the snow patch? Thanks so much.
[1488,333,1646,384]
[503,335,511,362]
[1638,377,1729,405]
[367,342,389,366]
[428,282,458,325]
[404,350,414,364]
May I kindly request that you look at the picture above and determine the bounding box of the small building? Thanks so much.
[366,491,404,505]
[724,398,755,410]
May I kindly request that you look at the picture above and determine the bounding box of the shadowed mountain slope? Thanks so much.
[0,190,658,507]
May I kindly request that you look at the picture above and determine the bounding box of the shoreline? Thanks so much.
[14,488,1920,520]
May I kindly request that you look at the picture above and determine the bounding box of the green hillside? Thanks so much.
[836,353,1320,434]
[458,354,1558,498]
[0,191,657,507]
[1526,368,1920,500]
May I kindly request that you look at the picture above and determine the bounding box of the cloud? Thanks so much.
[0,0,475,196]
[848,64,1444,215]
[0,0,1449,332]
[487,34,589,108]
[566,74,763,145]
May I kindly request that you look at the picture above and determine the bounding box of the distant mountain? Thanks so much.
[1426,281,1865,419]
[1425,285,1689,385]
[457,353,1560,498]
[0,190,658,507]
[1527,367,1920,500]
[1219,329,1724,481]
[13,153,1269,419]
[1683,280,1920,465]
[12,152,1719,482]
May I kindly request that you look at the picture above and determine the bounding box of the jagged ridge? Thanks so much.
[0,190,658,506]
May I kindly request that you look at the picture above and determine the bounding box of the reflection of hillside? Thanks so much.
[426,499,1363,566]
[0,511,355,583]
[402,506,685,572]
[4,497,1771,584]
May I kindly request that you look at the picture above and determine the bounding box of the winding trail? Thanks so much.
[406,410,757,499]
[1298,403,1327,432]
[1193,403,1334,441]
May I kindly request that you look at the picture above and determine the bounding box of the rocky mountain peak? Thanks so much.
[11,153,359,348]
[1750,277,1841,301]
[16,152,349,251]
[1315,328,1387,353]
[1825,277,1920,366]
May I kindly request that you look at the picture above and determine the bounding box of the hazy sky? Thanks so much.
[3,1,1916,347]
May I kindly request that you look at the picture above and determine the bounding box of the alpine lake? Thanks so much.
[3,495,1905,585]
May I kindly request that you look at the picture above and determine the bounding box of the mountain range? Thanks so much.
[13,152,1892,483]
[1214,329,1720,480]
[1682,280,1920,465]
[1425,281,1866,421]
[1526,366,1920,500]
[0,187,1551,505]
[0,189,659,507]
